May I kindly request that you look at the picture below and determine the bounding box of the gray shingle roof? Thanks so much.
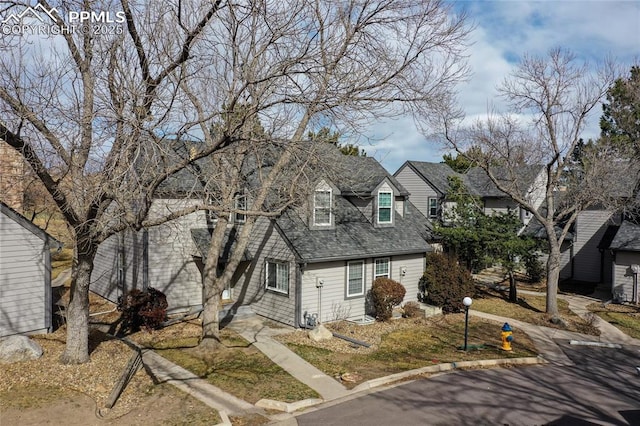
[275,197,432,263]
[465,165,543,198]
[609,220,640,252]
[316,145,409,196]
[401,161,543,199]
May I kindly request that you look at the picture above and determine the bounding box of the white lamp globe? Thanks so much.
[463,297,473,307]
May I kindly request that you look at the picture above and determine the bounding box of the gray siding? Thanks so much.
[232,217,297,326]
[395,165,438,218]
[0,212,50,336]
[612,251,640,302]
[572,209,614,283]
[91,199,205,312]
[300,253,425,325]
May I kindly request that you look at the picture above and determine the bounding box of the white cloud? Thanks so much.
[367,0,640,173]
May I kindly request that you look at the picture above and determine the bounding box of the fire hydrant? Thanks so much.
[501,323,513,351]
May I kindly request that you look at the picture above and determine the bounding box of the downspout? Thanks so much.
[295,262,303,328]
[142,229,149,291]
[44,240,52,332]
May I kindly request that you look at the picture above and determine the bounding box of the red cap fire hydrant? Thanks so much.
[501,323,513,351]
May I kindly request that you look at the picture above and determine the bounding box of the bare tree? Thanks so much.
[0,0,226,364]
[168,0,472,347]
[1,0,471,360]
[440,48,628,316]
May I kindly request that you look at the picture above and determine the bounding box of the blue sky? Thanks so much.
[367,0,640,173]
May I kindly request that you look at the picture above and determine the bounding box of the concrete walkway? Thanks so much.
[226,317,351,402]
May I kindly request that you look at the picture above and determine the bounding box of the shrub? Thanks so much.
[117,287,168,334]
[402,301,422,318]
[524,254,545,283]
[370,277,406,321]
[419,252,474,313]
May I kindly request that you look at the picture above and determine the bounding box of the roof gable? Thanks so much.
[0,201,62,248]
[401,161,461,196]
[609,220,640,252]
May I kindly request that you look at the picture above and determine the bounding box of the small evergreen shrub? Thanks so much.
[419,252,474,313]
[524,254,545,283]
[402,301,422,318]
[371,277,406,321]
[117,287,168,333]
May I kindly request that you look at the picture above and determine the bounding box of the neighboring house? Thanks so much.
[91,145,435,327]
[394,161,546,227]
[609,219,640,303]
[0,201,61,337]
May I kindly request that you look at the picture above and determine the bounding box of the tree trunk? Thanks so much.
[59,250,95,364]
[200,276,224,350]
[545,240,561,316]
[508,270,517,302]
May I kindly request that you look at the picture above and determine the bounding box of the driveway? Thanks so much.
[295,341,640,425]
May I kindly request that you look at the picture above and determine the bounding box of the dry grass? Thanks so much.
[132,320,320,404]
[472,287,600,335]
[277,315,538,389]
[0,327,220,425]
[586,302,640,339]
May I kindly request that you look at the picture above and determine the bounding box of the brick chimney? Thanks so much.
[0,141,25,211]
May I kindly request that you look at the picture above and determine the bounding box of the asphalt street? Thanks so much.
[296,341,640,426]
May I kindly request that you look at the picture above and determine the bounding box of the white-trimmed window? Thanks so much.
[347,260,365,298]
[266,260,289,294]
[428,197,438,219]
[234,194,246,223]
[374,258,390,279]
[314,189,332,226]
[378,191,393,224]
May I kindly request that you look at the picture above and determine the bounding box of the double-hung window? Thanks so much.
[234,194,246,223]
[374,258,390,279]
[378,191,392,224]
[266,260,289,294]
[428,197,438,219]
[314,189,332,226]
[347,260,365,298]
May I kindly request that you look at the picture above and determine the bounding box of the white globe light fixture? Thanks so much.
[463,297,473,351]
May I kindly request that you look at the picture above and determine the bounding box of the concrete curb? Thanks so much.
[352,356,544,392]
[256,398,324,413]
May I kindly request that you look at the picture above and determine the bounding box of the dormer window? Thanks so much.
[234,194,246,223]
[377,190,393,224]
[314,189,332,226]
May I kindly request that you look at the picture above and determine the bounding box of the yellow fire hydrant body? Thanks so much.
[501,323,513,351]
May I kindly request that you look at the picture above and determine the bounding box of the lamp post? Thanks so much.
[463,296,473,351]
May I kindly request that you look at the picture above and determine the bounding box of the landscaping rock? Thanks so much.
[550,316,569,329]
[308,324,333,342]
[0,335,43,363]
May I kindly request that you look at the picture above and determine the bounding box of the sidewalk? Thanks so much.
[138,293,640,425]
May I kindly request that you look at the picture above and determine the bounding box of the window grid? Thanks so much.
[378,191,392,223]
[374,258,390,279]
[314,189,332,226]
[266,260,289,294]
[234,194,246,223]
[428,197,438,218]
[347,260,365,297]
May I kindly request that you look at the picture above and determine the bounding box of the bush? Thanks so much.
[419,252,474,313]
[370,277,406,321]
[402,301,422,318]
[524,254,545,283]
[117,287,168,334]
